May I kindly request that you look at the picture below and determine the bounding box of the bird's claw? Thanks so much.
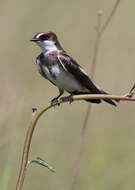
[50,95,73,106]
[60,95,73,104]
[51,98,61,106]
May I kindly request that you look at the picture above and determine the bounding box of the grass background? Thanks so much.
[1,0,135,189]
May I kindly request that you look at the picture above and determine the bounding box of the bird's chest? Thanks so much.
[41,63,65,84]
[36,57,61,82]
[37,60,82,91]
[36,54,57,79]
[46,64,83,91]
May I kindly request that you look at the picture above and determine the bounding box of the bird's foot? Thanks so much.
[60,95,73,104]
[51,97,61,106]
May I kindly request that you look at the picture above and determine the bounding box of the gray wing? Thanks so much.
[57,53,103,94]
[57,53,117,106]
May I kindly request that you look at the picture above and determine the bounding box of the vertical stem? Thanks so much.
[70,13,101,190]
[15,104,53,190]
[70,1,120,189]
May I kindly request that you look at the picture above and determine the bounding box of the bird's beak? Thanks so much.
[30,38,38,42]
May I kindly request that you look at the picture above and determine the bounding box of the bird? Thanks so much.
[30,31,117,106]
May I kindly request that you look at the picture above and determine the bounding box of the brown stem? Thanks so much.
[15,104,53,190]
[15,93,135,190]
[70,14,101,190]
[70,1,121,189]
[100,0,121,34]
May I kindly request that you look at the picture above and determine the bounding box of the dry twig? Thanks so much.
[70,1,121,189]
[15,93,135,190]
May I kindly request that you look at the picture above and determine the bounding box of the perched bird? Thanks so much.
[31,31,117,106]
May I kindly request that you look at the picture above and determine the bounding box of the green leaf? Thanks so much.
[28,157,55,172]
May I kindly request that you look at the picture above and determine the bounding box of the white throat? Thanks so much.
[37,40,58,55]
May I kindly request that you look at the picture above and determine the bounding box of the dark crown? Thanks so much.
[34,31,57,42]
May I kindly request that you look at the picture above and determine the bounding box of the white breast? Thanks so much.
[44,41,58,55]
[44,64,84,92]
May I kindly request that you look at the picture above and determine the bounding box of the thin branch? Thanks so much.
[129,83,135,94]
[70,0,121,189]
[73,94,135,101]
[15,93,135,190]
[100,0,120,34]
[15,104,53,190]
[70,12,101,189]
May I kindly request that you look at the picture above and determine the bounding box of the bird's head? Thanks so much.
[30,31,60,53]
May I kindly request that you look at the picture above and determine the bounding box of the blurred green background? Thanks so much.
[1,0,135,189]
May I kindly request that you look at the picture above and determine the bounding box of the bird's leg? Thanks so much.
[51,89,64,106]
[60,94,74,104]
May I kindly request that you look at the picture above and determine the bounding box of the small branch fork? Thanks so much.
[15,90,135,190]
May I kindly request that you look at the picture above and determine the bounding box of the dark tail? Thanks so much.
[102,98,117,106]
[100,90,118,106]
[73,91,117,106]
[86,96,117,106]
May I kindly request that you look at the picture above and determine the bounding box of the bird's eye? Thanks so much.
[39,34,49,41]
